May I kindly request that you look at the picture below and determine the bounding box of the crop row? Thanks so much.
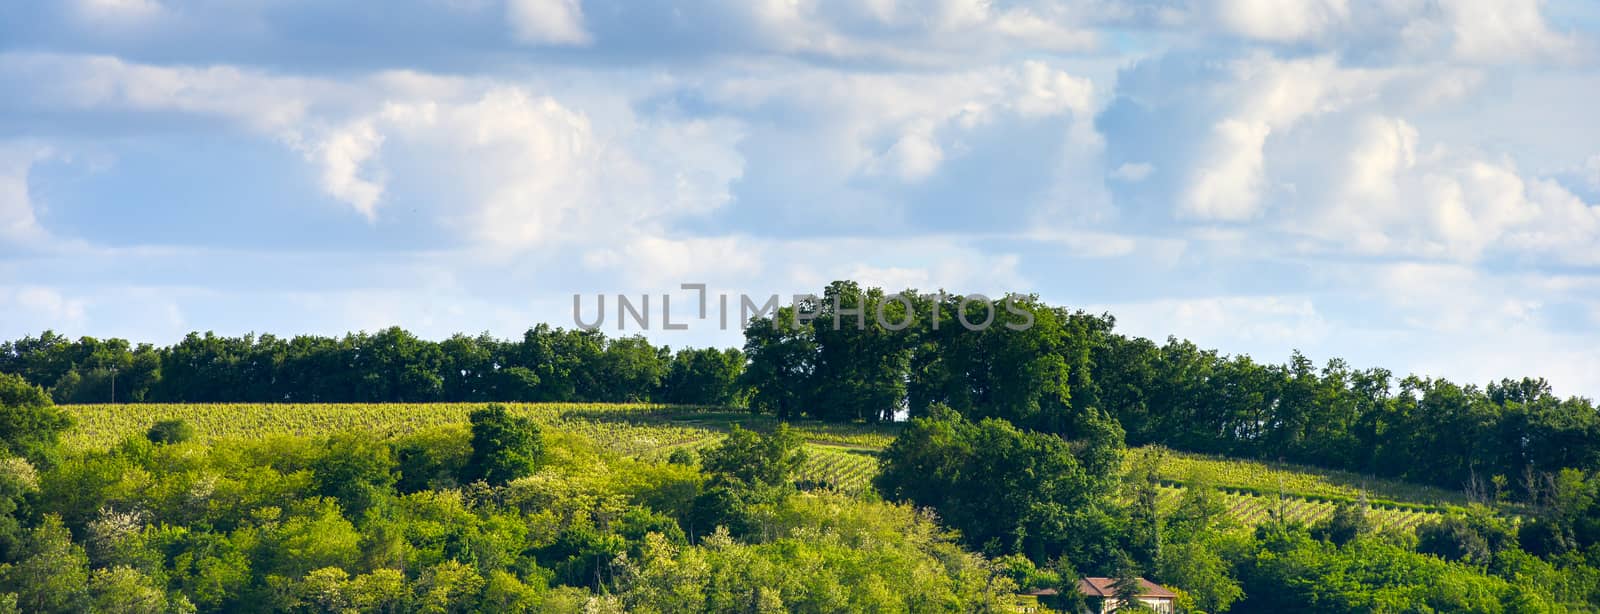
[1147,448,1469,508]
[1154,485,1440,532]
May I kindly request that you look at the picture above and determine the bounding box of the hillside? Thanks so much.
[64,402,1498,533]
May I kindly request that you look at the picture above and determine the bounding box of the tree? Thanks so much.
[1155,540,1241,614]
[0,516,90,613]
[699,424,805,489]
[691,424,807,539]
[311,431,397,517]
[874,408,1111,561]
[1125,450,1161,569]
[1110,550,1149,612]
[740,309,817,420]
[661,348,744,406]
[0,374,72,466]
[464,405,544,485]
[1312,500,1370,547]
[86,566,168,614]
[145,419,196,445]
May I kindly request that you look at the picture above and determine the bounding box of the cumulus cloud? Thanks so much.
[312,120,386,221]
[703,59,1105,229]
[1445,0,1584,63]
[506,0,593,46]
[308,87,743,249]
[1284,115,1600,263]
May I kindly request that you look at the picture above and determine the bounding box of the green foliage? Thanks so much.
[690,424,807,539]
[145,419,196,445]
[1311,501,1372,546]
[660,348,745,406]
[464,405,543,486]
[0,399,1586,611]
[0,516,89,613]
[0,373,72,465]
[395,426,472,494]
[874,408,1109,561]
[1238,525,1541,613]
[310,431,397,517]
[1155,539,1242,614]
[699,424,805,490]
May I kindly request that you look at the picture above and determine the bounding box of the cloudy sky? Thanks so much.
[1,0,1598,398]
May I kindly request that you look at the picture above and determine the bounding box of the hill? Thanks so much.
[64,403,1494,532]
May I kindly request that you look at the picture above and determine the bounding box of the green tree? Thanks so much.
[699,424,805,489]
[145,419,196,445]
[1110,550,1148,612]
[1155,540,1242,614]
[311,431,397,517]
[464,405,544,485]
[874,408,1110,561]
[0,516,90,613]
[1312,500,1370,547]
[0,373,72,466]
[86,566,168,614]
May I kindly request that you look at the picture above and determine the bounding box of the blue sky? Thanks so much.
[1,0,1598,398]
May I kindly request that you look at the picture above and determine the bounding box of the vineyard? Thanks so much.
[1154,486,1438,532]
[63,403,1481,529]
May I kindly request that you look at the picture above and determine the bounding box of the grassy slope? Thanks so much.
[63,403,1483,531]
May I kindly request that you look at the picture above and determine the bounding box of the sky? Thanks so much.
[0,0,1598,399]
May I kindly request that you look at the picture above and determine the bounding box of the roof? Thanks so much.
[1076,577,1177,599]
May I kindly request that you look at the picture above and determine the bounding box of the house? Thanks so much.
[1075,577,1177,614]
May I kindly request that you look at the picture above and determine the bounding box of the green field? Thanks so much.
[64,403,1480,530]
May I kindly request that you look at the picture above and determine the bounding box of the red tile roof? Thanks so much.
[1076,577,1177,599]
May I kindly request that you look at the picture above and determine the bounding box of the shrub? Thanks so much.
[145,419,196,445]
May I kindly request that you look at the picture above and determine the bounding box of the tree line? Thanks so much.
[0,326,743,407]
[4,279,1597,501]
[740,281,1600,502]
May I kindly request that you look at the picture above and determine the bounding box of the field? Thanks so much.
[64,403,1477,530]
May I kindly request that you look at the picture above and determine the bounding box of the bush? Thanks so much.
[145,419,195,445]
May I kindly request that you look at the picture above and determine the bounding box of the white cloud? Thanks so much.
[312,120,386,221]
[1293,114,1600,263]
[506,0,594,46]
[708,59,1104,223]
[1214,0,1350,42]
[1183,119,1271,220]
[0,53,317,134]
[1176,54,1397,221]
[1207,0,1585,65]
[309,87,743,249]
[1446,0,1584,63]
[884,121,944,181]
[0,144,51,247]
[1015,60,1095,118]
